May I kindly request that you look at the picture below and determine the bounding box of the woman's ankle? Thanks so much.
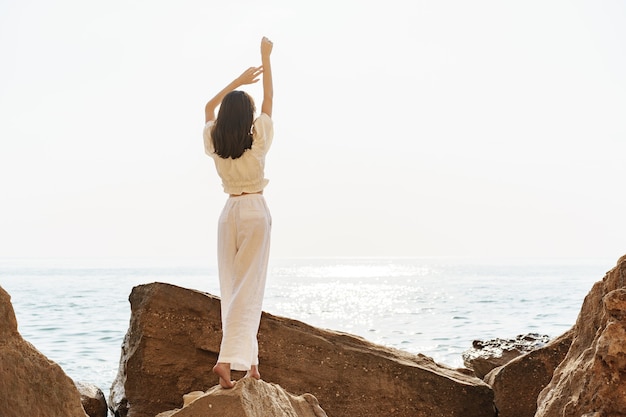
[212,362,235,388]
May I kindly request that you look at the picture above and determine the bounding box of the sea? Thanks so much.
[0,256,615,400]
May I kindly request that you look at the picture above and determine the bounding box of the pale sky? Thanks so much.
[1,0,624,262]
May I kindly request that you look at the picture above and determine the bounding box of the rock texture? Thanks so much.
[155,377,328,417]
[536,254,626,417]
[483,329,573,417]
[76,381,109,417]
[0,286,89,417]
[110,282,495,417]
[463,333,551,379]
[109,284,219,417]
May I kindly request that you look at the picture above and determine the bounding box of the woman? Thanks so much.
[203,37,274,389]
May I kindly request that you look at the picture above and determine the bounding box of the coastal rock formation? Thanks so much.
[109,284,219,417]
[110,282,495,417]
[535,254,626,417]
[76,381,109,417]
[462,333,551,379]
[155,377,328,417]
[0,286,89,417]
[483,329,573,417]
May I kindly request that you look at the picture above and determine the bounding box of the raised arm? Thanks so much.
[204,66,263,123]
[260,37,273,118]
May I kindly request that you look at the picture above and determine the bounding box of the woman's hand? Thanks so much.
[261,37,273,58]
[235,66,263,87]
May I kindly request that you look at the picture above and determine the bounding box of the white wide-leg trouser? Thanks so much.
[216,194,271,371]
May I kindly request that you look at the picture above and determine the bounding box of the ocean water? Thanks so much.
[0,257,613,400]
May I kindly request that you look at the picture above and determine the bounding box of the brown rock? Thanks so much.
[0,286,89,417]
[76,381,109,417]
[462,333,550,379]
[155,377,328,417]
[483,329,573,417]
[110,282,495,417]
[535,254,626,417]
[109,283,219,417]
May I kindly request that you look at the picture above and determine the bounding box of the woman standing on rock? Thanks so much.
[203,36,274,389]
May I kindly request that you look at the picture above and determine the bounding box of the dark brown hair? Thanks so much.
[211,91,256,159]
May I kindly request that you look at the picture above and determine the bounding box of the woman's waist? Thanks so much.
[221,177,269,196]
[229,191,263,198]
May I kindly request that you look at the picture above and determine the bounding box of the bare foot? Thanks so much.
[246,365,261,380]
[212,363,235,389]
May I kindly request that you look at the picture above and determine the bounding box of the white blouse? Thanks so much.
[203,113,274,195]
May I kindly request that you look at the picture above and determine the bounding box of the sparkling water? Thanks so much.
[0,257,612,400]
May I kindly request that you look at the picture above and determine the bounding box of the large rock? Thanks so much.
[110,282,495,417]
[0,286,89,417]
[483,329,573,417]
[536,254,626,417]
[155,377,328,417]
[109,284,219,417]
[462,333,551,379]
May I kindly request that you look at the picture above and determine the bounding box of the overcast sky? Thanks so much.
[1,0,624,263]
